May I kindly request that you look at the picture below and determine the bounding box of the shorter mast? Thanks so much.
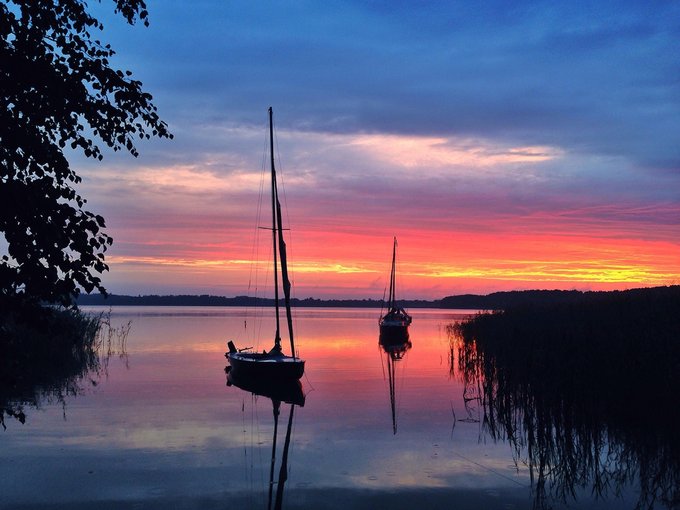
[389,237,397,309]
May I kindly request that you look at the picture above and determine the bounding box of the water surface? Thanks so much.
[0,307,654,509]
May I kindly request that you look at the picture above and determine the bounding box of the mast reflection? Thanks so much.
[226,371,304,510]
[379,335,412,435]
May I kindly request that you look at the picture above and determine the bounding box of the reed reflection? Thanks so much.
[0,309,129,429]
[226,371,304,510]
[379,335,412,435]
[449,303,680,510]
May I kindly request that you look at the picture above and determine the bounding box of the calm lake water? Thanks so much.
[0,307,658,509]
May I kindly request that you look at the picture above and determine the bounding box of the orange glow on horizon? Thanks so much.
[103,227,680,299]
[84,130,679,300]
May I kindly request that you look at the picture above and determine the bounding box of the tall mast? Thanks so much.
[389,237,397,308]
[269,107,281,348]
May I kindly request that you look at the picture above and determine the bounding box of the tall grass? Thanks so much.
[0,303,130,429]
[450,286,680,510]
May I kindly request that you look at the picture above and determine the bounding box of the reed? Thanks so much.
[450,285,680,510]
[0,302,129,428]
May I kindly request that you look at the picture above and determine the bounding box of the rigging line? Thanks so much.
[396,348,409,411]
[253,163,268,328]
[254,117,275,348]
[243,125,269,345]
[254,237,273,352]
[380,286,387,317]
[241,396,256,503]
[250,111,275,351]
[251,395,257,493]
[253,394,268,499]
[272,114,291,241]
[302,370,315,392]
[379,345,387,381]
[250,126,269,286]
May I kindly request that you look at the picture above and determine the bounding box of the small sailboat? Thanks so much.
[379,237,412,343]
[225,107,305,382]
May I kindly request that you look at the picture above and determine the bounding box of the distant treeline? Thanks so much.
[441,289,587,309]
[76,286,678,309]
[76,294,442,308]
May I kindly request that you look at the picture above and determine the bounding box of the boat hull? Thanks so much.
[226,350,305,381]
[379,323,410,344]
[227,371,305,406]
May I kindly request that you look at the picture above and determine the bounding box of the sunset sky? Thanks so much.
[74,0,680,299]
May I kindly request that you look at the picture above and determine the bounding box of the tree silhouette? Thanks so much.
[0,0,172,306]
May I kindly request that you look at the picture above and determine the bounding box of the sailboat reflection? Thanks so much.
[226,371,304,510]
[379,336,412,434]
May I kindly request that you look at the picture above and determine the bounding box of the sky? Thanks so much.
[72,0,680,299]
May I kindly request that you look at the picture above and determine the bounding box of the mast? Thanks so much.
[269,107,295,356]
[269,107,281,349]
[389,237,397,309]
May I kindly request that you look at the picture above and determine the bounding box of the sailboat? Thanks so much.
[379,237,412,343]
[225,107,305,382]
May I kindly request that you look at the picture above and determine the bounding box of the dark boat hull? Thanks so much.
[379,324,410,344]
[226,350,305,381]
[227,371,305,406]
[379,304,412,345]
